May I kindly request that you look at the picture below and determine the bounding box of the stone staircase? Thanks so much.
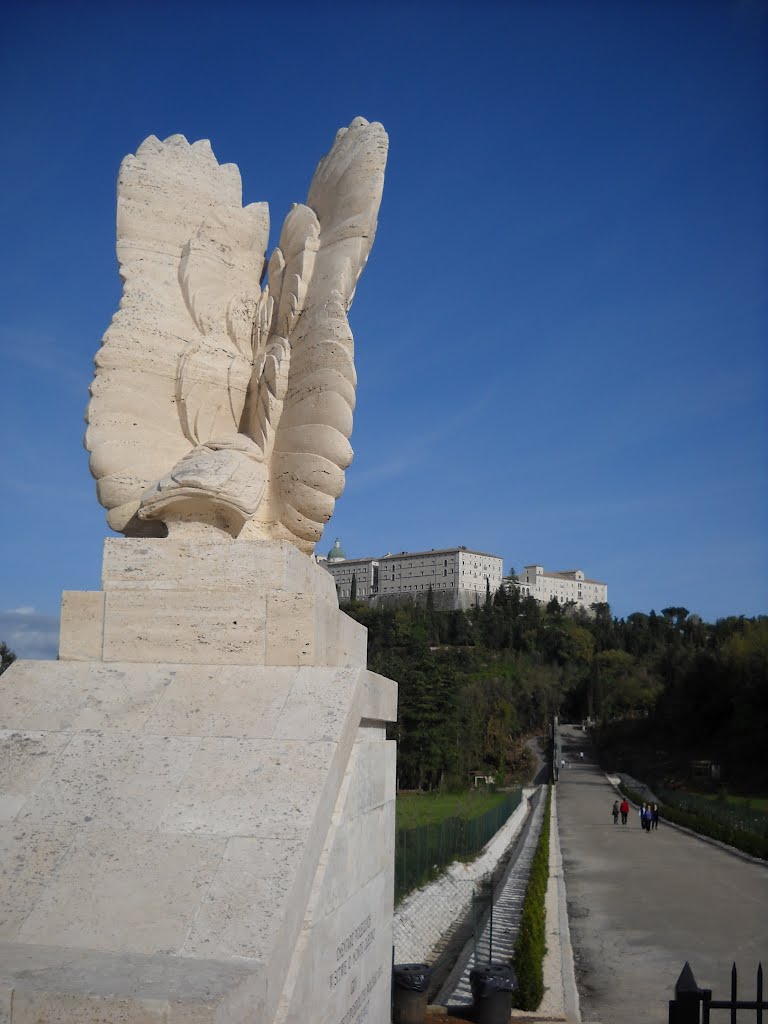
[435,789,547,1006]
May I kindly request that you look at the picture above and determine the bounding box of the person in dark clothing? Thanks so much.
[612,800,620,825]
[651,804,659,830]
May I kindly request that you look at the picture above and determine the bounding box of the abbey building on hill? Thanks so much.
[509,565,608,608]
[318,540,607,612]
[318,540,503,609]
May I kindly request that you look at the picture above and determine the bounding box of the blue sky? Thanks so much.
[1,0,766,657]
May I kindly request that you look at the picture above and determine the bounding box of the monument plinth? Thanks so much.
[0,118,396,1024]
[0,539,396,1024]
[60,537,368,666]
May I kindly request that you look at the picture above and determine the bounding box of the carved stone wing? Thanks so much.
[85,134,268,534]
[249,118,388,552]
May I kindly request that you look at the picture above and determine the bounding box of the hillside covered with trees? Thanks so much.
[341,587,768,793]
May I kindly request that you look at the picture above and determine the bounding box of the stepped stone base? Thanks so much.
[59,537,367,667]
[0,539,397,1024]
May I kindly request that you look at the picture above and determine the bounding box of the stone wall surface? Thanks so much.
[0,539,397,1024]
[370,590,488,613]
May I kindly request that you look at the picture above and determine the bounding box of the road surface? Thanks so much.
[557,725,768,1023]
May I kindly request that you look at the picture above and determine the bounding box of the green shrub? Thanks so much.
[512,785,552,1010]
[658,788,768,839]
[618,784,768,861]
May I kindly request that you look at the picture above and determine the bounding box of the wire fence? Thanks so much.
[395,789,523,902]
[428,787,544,1005]
[657,788,768,839]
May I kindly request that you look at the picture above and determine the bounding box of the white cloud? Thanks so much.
[0,607,59,660]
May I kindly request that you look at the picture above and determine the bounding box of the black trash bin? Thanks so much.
[392,963,431,1024]
[469,962,517,1024]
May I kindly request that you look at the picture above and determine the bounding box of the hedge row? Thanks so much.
[658,788,768,840]
[619,784,768,861]
[512,785,552,1010]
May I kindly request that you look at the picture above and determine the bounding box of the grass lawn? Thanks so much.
[694,792,768,812]
[396,789,509,830]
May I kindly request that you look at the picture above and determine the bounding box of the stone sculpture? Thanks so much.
[0,118,396,1024]
[86,117,388,551]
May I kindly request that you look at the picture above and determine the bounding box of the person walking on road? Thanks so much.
[651,804,659,830]
[612,800,620,825]
[640,803,647,830]
[620,797,629,825]
[642,804,653,831]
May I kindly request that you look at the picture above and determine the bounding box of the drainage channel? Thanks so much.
[433,786,546,1007]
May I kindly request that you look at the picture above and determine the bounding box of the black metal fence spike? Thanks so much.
[670,960,768,1023]
[730,964,737,1024]
[758,962,763,1009]
[677,962,700,994]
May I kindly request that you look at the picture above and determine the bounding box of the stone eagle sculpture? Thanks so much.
[86,117,387,554]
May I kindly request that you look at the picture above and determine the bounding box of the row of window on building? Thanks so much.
[320,542,607,609]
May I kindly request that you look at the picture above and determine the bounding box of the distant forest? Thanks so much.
[341,587,768,793]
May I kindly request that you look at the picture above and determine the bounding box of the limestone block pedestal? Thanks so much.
[0,539,397,1024]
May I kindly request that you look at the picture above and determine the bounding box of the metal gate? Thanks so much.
[669,962,767,1023]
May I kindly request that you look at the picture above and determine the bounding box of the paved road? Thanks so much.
[557,726,768,1023]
